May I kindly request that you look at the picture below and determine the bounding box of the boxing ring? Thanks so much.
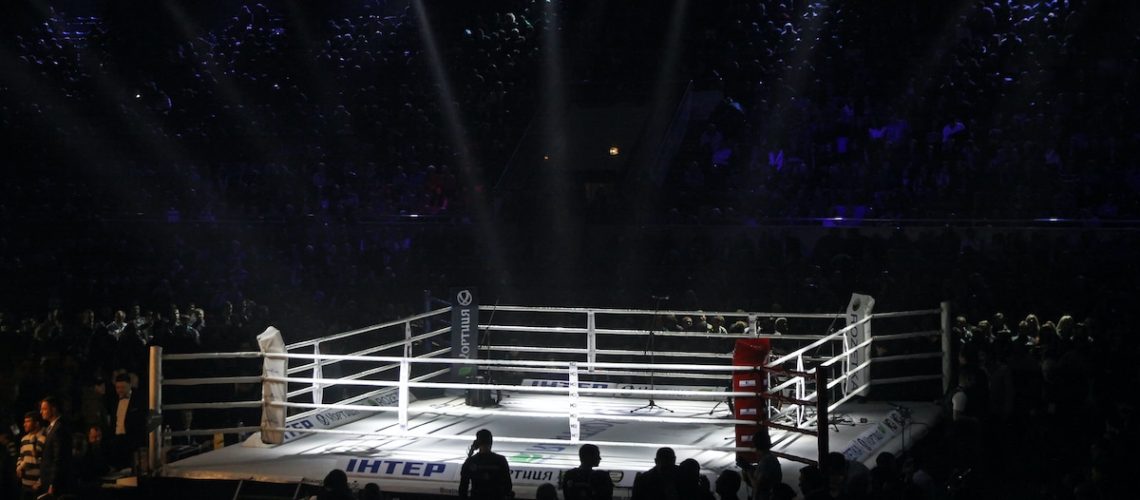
[152,294,950,499]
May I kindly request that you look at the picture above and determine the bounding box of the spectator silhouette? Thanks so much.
[742,430,781,500]
[358,482,383,500]
[714,469,741,500]
[824,452,870,500]
[770,483,795,500]
[677,458,715,500]
[560,443,613,500]
[798,465,830,500]
[870,451,903,500]
[314,468,354,500]
[459,429,513,500]
[535,482,558,500]
[631,447,677,500]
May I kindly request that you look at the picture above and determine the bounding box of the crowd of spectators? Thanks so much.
[2,0,555,225]
[8,2,1136,227]
[0,295,276,497]
[2,1,1139,499]
[935,308,1134,499]
[666,0,1140,222]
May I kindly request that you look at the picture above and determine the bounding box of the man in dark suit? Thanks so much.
[458,429,513,500]
[38,396,72,496]
[108,373,147,468]
[631,447,678,500]
[560,444,614,500]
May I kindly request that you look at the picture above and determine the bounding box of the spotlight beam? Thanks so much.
[627,0,689,223]
[411,0,511,289]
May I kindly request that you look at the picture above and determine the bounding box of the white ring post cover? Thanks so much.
[259,327,287,445]
[313,342,324,405]
[844,294,875,392]
[568,362,580,442]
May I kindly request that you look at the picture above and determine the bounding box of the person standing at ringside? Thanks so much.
[37,396,73,497]
[632,447,678,500]
[561,443,614,500]
[459,429,514,499]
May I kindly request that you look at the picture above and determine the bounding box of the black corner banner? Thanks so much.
[450,287,478,381]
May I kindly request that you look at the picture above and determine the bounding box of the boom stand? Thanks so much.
[708,389,734,415]
[632,296,673,414]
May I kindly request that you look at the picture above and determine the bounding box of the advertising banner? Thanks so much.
[520,379,721,400]
[450,287,479,383]
[842,409,909,463]
[278,389,409,443]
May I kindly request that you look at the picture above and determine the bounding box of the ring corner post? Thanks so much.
[815,368,829,465]
[399,360,411,432]
[257,327,288,446]
[586,311,597,373]
[148,345,163,475]
[940,301,952,395]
